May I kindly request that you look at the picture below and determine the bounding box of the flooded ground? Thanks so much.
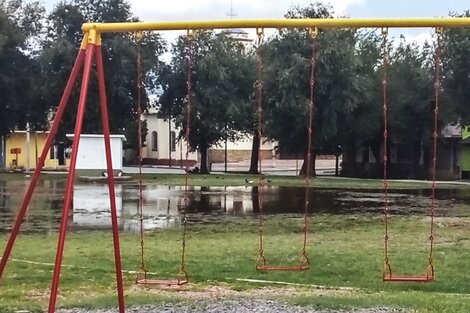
[0,177,469,233]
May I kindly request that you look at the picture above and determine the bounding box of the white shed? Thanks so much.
[66,134,126,170]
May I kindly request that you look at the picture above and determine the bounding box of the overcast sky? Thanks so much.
[41,0,469,19]
[41,0,469,46]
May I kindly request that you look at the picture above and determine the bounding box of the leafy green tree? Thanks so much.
[339,30,382,177]
[0,0,46,136]
[442,11,470,124]
[159,31,256,174]
[39,0,166,152]
[387,40,434,178]
[263,2,361,175]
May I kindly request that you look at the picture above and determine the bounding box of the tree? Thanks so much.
[387,39,434,178]
[263,2,361,176]
[442,11,470,124]
[159,31,255,174]
[339,30,382,177]
[0,0,46,136]
[39,0,166,151]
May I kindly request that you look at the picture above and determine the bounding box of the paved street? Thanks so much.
[123,158,339,176]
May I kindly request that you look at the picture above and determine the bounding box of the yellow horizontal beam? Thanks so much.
[82,18,470,33]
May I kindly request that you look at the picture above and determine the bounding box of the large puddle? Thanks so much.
[0,178,469,233]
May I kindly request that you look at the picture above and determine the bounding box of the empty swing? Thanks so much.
[381,27,442,282]
[255,27,318,271]
[134,30,192,286]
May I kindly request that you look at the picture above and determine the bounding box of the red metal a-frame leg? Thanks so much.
[47,41,126,312]
[1,36,126,312]
[47,41,97,313]
[95,43,126,313]
[0,47,86,281]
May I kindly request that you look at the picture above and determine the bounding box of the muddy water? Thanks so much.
[0,178,469,233]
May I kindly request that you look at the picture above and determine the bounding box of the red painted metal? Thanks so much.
[95,45,126,313]
[384,264,434,282]
[48,43,96,313]
[135,274,188,287]
[256,265,310,271]
[0,48,86,282]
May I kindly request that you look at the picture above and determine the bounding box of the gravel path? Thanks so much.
[57,299,410,313]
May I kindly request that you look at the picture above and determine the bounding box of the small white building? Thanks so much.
[66,134,126,170]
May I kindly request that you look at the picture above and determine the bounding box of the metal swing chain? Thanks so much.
[135,31,146,276]
[301,27,319,268]
[428,27,443,273]
[178,29,194,282]
[381,27,391,274]
[255,28,267,268]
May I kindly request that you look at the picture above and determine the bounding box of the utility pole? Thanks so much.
[25,122,31,171]
[168,117,172,167]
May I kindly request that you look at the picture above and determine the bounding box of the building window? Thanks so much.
[151,131,158,151]
[170,131,176,152]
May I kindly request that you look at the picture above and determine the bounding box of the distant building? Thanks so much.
[142,29,278,167]
[3,130,64,170]
[142,108,198,166]
[341,123,463,180]
[221,28,253,49]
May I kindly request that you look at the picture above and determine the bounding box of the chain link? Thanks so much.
[134,31,146,274]
[178,29,194,281]
[255,29,266,268]
[300,27,318,269]
[428,27,442,269]
[381,28,391,273]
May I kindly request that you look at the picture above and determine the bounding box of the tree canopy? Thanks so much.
[159,30,256,173]
[1,1,470,179]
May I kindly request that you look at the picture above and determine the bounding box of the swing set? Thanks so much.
[0,17,468,313]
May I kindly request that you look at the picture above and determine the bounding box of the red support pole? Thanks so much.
[95,45,126,313]
[48,43,95,313]
[0,48,86,282]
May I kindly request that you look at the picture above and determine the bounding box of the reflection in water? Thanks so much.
[0,181,7,211]
[72,185,123,229]
[0,176,470,233]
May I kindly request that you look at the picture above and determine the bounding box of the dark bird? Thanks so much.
[267,179,272,183]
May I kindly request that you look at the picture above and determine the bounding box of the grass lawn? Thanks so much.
[2,171,467,189]
[1,214,470,312]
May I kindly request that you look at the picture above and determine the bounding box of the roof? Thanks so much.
[223,28,248,34]
[8,130,50,134]
[66,134,126,141]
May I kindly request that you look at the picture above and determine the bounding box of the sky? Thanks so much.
[41,0,469,48]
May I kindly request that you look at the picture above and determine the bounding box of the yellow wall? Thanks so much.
[5,132,59,169]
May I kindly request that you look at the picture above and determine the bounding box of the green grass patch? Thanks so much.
[1,214,470,311]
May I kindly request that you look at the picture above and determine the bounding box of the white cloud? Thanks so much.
[127,0,366,51]
[129,0,365,22]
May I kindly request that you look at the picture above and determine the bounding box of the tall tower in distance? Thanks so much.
[222,0,253,49]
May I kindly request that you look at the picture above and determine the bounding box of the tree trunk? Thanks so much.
[248,130,260,174]
[369,132,382,178]
[299,150,316,176]
[199,141,210,174]
[410,140,421,179]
